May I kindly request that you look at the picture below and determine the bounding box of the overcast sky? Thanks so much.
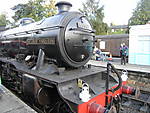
[0,0,140,25]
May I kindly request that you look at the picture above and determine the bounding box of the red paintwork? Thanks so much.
[88,102,106,113]
[1,40,27,49]
[122,85,135,94]
[78,81,126,113]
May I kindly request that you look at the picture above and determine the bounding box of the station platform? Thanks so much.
[88,60,150,74]
[0,85,36,113]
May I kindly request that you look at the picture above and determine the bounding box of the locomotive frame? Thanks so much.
[0,55,123,113]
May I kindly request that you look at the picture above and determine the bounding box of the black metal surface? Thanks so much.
[0,58,106,83]
[37,88,51,106]
[22,74,40,100]
[64,16,93,63]
[0,10,94,68]
[109,64,122,92]
[106,63,111,106]
[0,2,123,113]
[0,57,120,113]
[57,68,118,103]
[55,1,72,13]
[35,49,45,70]
[105,63,122,107]
[57,70,118,112]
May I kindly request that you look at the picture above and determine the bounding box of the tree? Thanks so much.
[12,4,32,21]
[80,0,108,35]
[0,14,7,26]
[44,0,57,18]
[129,0,150,25]
[12,0,56,22]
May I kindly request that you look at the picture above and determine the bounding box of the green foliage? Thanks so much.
[0,13,10,26]
[44,0,57,18]
[12,0,57,22]
[80,0,108,35]
[129,0,150,25]
[108,29,127,35]
[0,14,7,26]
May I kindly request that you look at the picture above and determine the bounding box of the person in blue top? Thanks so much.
[120,43,128,65]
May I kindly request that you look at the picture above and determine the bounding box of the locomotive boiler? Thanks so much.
[1,1,94,68]
[0,1,131,113]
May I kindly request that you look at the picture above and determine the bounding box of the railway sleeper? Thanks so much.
[122,93,150,113]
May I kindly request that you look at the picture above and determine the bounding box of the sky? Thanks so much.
[0,0,140,25]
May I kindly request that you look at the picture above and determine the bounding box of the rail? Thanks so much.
[122,89,150,112]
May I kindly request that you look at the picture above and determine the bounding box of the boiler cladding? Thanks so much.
[0,1,95,68]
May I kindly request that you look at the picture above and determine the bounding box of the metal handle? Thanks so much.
[109,63,122,92]
[69,28,95,33]
[105,63,122,106]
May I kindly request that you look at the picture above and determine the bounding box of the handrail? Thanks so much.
[105,62,122,106]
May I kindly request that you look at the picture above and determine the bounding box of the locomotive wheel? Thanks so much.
[46,101,73,113]
[56,101,73,113]
[37,88,50,106]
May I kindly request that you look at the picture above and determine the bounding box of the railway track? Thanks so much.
[122,89,150,113]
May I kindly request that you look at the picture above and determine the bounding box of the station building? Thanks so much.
[129,24,150,65]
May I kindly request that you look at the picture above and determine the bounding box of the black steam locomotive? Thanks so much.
[0,1,124,113]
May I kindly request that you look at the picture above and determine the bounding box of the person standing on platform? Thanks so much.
[120,43,128,65]
[120,43,123,59]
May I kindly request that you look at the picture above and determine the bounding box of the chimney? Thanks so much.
[55,1,72,13]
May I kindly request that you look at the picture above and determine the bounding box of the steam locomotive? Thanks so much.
[0,1,133,113]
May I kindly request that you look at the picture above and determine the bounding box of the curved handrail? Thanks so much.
[105,63,122,106]
[109,63,122,92]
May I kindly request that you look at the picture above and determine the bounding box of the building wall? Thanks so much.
[129,25,150,65]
